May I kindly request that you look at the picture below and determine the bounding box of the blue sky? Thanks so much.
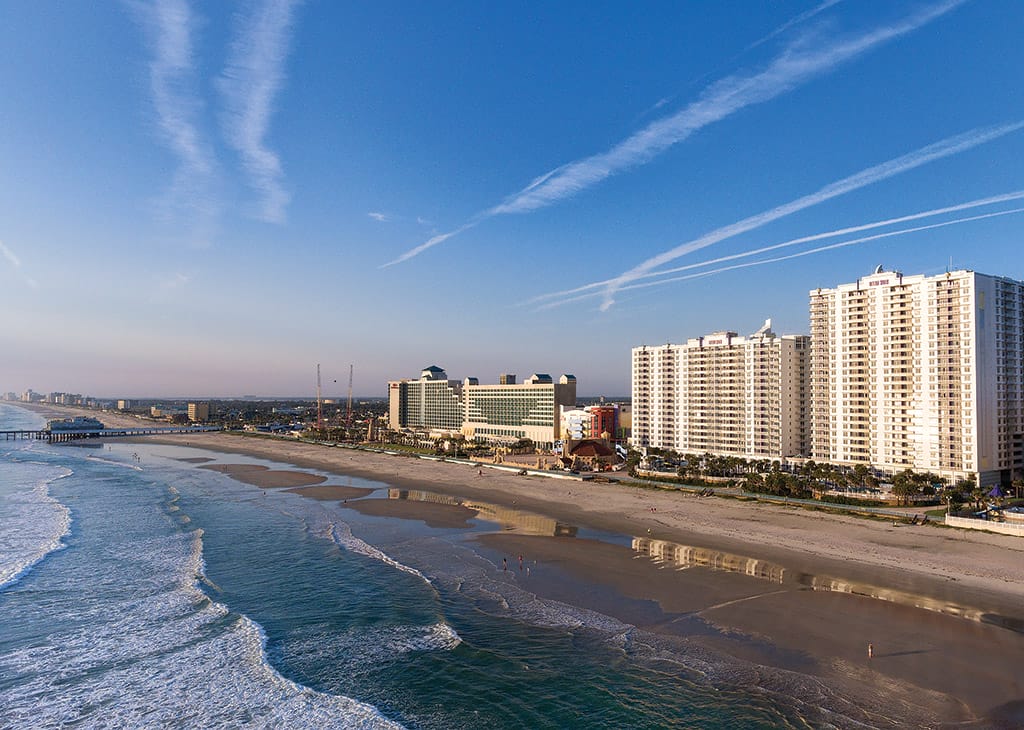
[2,0,1023,398]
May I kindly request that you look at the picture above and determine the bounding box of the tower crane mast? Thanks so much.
[346,364,354,429]
[316,363,323,430]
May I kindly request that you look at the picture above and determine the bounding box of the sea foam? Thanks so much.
[0,479,406,729]
[0,462,72,590]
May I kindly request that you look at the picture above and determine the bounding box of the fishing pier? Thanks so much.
[1,425,222,444]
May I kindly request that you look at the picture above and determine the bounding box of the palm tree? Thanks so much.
[892,469,919,506]
[743,472,764,492]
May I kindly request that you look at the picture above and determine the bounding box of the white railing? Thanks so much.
[945,515,1024,537]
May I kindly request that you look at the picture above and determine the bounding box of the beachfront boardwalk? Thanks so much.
[1,425,222,444]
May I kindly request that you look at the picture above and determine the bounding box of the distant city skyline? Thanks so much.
[2,1,1022,396]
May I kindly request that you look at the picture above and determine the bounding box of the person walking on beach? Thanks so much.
[502,558,507,571]
[867,643,874,660]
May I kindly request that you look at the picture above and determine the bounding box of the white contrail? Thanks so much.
[525,189,1024,306]
[135,0,218,225]
[633,0,844,123]
[384,0,962,265]
[382,220,484,267]
[616,206,1024,294]
[597,121,1024,310]
[0,240,21,269]
[743,0,844,53]
[534,207,1024,310]
[219,0,299,224]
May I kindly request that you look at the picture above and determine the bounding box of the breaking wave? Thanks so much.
[0,463,73,590]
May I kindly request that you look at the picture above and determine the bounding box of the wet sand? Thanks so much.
[198,463,327,488]
[284,485,374,501]
[478,532,1023,724]
[341,497,479,529]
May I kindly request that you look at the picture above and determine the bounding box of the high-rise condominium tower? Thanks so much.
[631,320,809,460]
[809,268,1024,487]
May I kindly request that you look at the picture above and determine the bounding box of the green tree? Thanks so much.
[892,469,920,506]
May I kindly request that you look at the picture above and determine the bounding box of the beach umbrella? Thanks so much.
[987,485,1004,498]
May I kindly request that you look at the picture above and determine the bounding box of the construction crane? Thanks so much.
[316,363,323,430]
[345,364,354,429]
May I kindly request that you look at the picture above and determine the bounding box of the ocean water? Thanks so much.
[0,403,910,728]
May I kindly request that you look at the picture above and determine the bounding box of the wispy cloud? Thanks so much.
[527,188,1024,307]
[385,0,962,266]
[0,239,38,288]
[135,0,219,229]
[368,212,390,222]
[158,272,191,290]
[219,0,299,224]
[595,122,1024,310]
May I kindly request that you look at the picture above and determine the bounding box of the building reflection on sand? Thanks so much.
[633,537,1024,633]
[387,488,577,537]
[385,488,1022,633]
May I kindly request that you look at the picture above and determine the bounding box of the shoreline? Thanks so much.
[15,404,1024,722]
[24,401,1024,600]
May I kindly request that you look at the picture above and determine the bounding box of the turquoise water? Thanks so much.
[1,403,877,727]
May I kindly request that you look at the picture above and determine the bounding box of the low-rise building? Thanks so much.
[560,403,620,441]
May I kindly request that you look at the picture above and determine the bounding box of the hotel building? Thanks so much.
[809,268,1024,487]
[388,367,577,447]
[462,373,577,447]
[388,366,465,435]
[187,402,210,422]
[632,320,809,460]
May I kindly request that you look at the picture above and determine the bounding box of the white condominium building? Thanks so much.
[632,320,809,460]
[809,268,1024,486]
[631,344,679,449]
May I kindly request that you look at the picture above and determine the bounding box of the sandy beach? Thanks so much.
[25,406,1024,723]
